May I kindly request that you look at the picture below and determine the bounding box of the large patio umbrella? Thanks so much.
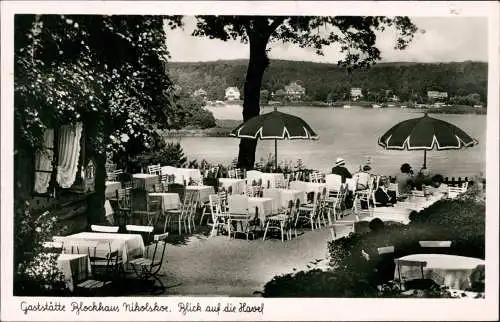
[378,113,478,168]
[230,107,319,169]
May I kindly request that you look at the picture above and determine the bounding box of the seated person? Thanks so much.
[374,176,397,206]
[396,163,414,195]
[331,157,352,183]
[353,165,372,190]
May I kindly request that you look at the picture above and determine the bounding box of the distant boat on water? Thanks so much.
[372,104,381,109]
[343,104,352,109]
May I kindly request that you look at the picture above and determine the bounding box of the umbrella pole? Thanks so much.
[274,139,278,171]
[423,150,427,168]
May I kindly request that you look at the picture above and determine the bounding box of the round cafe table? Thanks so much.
[394,254,485,290]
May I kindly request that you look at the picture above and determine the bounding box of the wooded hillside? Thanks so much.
[168,60,487,103]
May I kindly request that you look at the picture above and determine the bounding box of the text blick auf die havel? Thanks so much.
[19,300,265,316]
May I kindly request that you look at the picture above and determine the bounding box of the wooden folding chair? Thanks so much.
[129,232,169,294]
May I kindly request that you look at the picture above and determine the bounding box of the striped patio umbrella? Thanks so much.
[230,108,319,169]
[378,113,478,168]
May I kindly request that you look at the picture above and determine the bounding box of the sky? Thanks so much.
[165,16,488,63]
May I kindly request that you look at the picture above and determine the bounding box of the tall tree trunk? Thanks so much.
[237,35,269,169]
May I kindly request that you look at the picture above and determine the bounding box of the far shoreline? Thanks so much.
[163,105,487,138]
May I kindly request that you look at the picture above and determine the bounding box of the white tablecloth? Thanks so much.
[290,181,328,195]
[394,254,485,290]
[186,185,215,203]
[278,188,306,208]
[246,171,284,188]
[57,253,91,292]
[161,166,202,185]
[105,181,121,199]
[132,173,158,191]
[248,197,275,223]
[218,178,246,195]
[149,192,181,211]
[62,232,145,264]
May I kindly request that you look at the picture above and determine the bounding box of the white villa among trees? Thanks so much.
[284,81,306,101]
[225,87,241,101]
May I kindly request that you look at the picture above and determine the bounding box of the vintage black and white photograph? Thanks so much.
[1,1,499,321]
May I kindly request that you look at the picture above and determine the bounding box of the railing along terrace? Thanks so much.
[388,176,483,187]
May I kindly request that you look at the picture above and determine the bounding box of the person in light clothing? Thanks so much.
[331,157,352,183]
[353,165,372,190]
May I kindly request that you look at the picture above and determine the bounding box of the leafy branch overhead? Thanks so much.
[15,14,183,154]
[192,15,417,169]
[193,16,417,71]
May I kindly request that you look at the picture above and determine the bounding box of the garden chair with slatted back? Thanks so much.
[116,188,133,226]
[185,190,199,234]
[133,192,162,227]
[447,182,468,199]
[394,259,427,288]
[105,163,117,180]
[263,200,294,242]
[206,194,225,237]
[316,187,329,228]
[296,191,322,230]
[76,242,119,296]
[163,190,194,234]
[90,225,120,233]
[148,164,161,176]
[126,225,155,246]
[129,232,169,294]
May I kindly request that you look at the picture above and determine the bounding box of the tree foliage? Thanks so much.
[15,14,182,154]
[169,60,487,104]
[191,16,418,168]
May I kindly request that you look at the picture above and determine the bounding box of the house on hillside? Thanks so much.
[192,88,208,101]
[350,88,363,101]
[225,87,241,101]
[427,91,448,101]
[284,81,306,101]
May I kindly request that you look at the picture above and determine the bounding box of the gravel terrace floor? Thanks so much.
[148,224,353,297]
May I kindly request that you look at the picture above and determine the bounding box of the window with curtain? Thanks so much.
[33,122,85,196]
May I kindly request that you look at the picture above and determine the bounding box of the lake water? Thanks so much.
[169,106,486,178]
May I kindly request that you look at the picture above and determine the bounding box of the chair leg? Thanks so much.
[280,222,284,242]
[199,207,207,226]
[263,221,270,241]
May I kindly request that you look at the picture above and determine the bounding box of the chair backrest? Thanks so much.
[126,225,154,245]
[90,225,119,233]
[228,194,249,214]
[228,169,236,178]
[144,233,169,269]
[148,164,161,175]
[42,241,64,253]
[377,246,395,255]
[209,194,222,220]
[309,171,321,183]
[419,240,452,248]
[325,174,342,191]
[168,183,186,201]
[117,188,132,209]
[448,185,467,199]
[246,186,256,197]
